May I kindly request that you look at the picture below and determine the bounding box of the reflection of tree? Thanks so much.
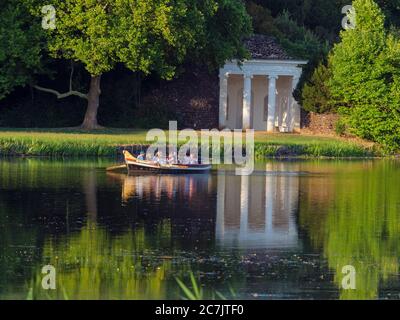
[1,159,218,299]
[0,202,39,299]
[29,221,180,300]
[0,158,112,190]
[82,170,98,221]
[300,161,400,299]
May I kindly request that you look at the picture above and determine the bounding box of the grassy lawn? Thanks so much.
[0,127,378,157]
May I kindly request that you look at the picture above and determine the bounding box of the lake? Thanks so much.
[0,158,399,300]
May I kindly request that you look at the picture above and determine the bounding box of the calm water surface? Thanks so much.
[0,158,399,300]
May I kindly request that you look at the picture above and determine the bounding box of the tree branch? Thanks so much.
[33,61,88,100]
[33,85,88,100]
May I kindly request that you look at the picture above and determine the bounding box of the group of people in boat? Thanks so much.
[136,151,199,165]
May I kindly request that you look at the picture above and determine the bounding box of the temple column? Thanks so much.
[267,75,278,132]
[219,73,229,128]
[242,73,252,130]
[289,76,301,132]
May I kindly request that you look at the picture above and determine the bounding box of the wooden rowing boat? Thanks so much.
[122,150,211,174]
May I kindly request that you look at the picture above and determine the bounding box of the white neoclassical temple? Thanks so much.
[219,35,307,132]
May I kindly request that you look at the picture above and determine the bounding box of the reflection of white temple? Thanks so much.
[216,163,300,249]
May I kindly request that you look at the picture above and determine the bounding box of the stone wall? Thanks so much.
[143,66,219,129]
[301,111,340,135]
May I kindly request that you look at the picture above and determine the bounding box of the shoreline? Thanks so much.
[0,128,382,159]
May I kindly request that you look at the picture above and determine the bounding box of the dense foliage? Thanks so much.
[1,0,251,128]
[246,1,328,60]
[329,0,400,152]
[301,62,336,113]
[0,1,44,99]
[30,0,247,80]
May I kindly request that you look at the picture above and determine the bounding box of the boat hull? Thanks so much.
[122,150,211,174]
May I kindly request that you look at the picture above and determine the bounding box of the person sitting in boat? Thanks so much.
[168,152,177,164]
[189,153,198,164]
[152,151,166,165]
[181,153,191,165]
[158,151,167,165]
[137,151,145,161]
[152,152,159,163]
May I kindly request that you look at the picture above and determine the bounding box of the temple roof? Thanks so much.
[244,34,293,60]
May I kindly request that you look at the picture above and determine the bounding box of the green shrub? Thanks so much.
[329,0,400,153]
[246,1,278,36]
[335,118,347,136]
[302,62,337,113]
[273,10,329,60]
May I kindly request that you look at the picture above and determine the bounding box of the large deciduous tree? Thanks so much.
[24,0,251,129]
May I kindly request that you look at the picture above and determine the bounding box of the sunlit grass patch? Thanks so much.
[0,128,379,158]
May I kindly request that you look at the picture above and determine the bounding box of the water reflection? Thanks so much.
[30,221,177,300]
[299,161,400,300]
[1,159,400,299]
[108,165,301,250]
[216,164,299,249]
[106,172,213,205]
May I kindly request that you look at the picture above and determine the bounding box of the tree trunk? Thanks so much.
[81,75,102,130]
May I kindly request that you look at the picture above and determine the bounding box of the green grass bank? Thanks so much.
[0,128,379,158]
